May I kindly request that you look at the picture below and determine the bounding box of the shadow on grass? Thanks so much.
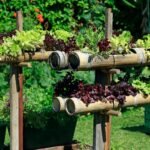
[122,125,150,134]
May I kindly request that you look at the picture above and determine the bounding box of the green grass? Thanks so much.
[74,107,150,150]
[4,107,150,150]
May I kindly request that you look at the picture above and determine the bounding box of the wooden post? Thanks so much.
[10,66,19,150]
[17,10,23,31]
[10,10,23,150]
[105,8,113,39]
[93,112,105,150]
[93,7,113,150]
[17,10,24,150]
[18,67,23,150]
[93,71,112,150]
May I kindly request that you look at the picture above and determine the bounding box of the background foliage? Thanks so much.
[0,0,106,32]
[0,0,149,128]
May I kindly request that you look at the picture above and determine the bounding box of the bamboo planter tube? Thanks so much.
[49,51,68,69]
[65,94,150,115]
[53,97,121,115]
[68,51,91,70]
[68,50,149,70]
[0,51,52,63]
[53,97,67,112]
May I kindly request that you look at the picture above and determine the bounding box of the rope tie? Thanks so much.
[132,48,146,64]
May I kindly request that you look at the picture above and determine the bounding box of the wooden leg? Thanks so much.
[18,67,23,150]
[93,113,111,150]
[93,113,105,150]
[94,71,112,150]
[10,66,23,150]
[104,115,111,150]
[10,66,19,150]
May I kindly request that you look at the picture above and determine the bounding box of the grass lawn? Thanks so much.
[4,107,150,150]
[74,107,150,150]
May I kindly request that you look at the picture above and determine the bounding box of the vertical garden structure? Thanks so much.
[50,8,150,150]
[0,5,150,150]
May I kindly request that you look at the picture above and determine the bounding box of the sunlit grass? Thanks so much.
[74,107,150,150]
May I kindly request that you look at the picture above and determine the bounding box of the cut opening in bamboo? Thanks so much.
[66,99,75,114]
[68,51,91,70]
[53,97,67,112]
[68,52,80,69]
[49,51,68,69]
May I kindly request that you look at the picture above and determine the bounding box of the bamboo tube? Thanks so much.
[53,97,67,112]
[68,51,92,70]
[65,94,150,115]
[0,51,52,63]
[49,51,68,69]
[68,51,150,70]
[50,98,122,116]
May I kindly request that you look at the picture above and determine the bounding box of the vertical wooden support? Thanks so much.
[93,7,113,150]
[93,71,112,150]
[93,112,105,150]
[17,10,23,31]
[10,66,19,150]
[104,115,111,150]
[10,10,23,150]
[17,10,23,150]
[105,8,113,39]
[18,67,23,150]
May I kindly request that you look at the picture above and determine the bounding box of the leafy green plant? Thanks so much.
[132,67,150,95]
[0,95,9,126]
[0,30,46,57]
[132,80,150,95]
[113,66,150,95]
[24,86,53,128]
[76,28,104,54]
[23,62,79,129]
[110,30,132,54]
[76,30,134,57]
[0,66,9,126]
[0,66,9,96]
[135,34,150,59]
[24,64,52,129]
[74,71,95,84]
[54,29,74,42]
